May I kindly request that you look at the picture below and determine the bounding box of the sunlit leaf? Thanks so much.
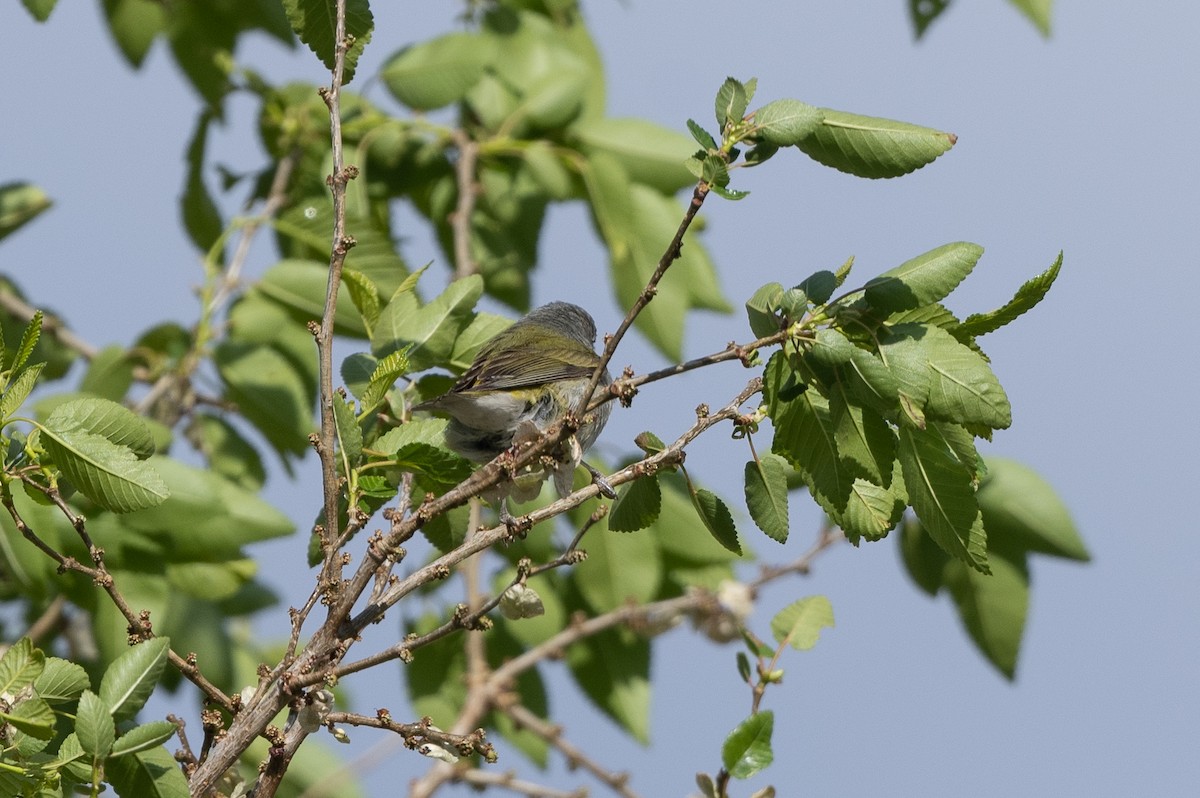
[769,596,834,650]
[796,108,956,178]
[722,710,774,779]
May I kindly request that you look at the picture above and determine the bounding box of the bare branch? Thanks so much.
[506,703,641,798]
[578,178,715,417]
[0,292,98,359]
[453,767,588,798]
[450,129,480,279]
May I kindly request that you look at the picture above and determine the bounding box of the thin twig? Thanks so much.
[3,485,236,712]
[188,4,353,796]
[0,291,99,360]
[207,149,299,315]
[450,129,480,279]
[453,767,588,798]
[326,379,764,677]
[24,595,66,643]
[311,15,358,600]
[578,179,714,417]
[323,711,493,759]
[506,703,641,798]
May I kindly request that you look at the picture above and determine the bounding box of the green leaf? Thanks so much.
[602,182,730,360]
[162,2,237,106]
[897,426,988,571]
[380,31,497,110]
[899,516,949,595]
[722,710,774,779]
[80,345,136,401]
[935,421,982,478]
[687,118,718,150]
[609,474,662,533]
[834,255,855,287]
[864,242,983,314]
[275,200,409,300]
[837,475,906,543]
[448,312,511,372]
[1009,0,1052,36]
[20,0,58,22]
[184,413,266,490]
[960,252,1062,338]
[514,142,570,202]
[795,108,957,178]
[945,546,1029,679]
[181,110,223,253]
[0,694,55,740]
[34,657,90,704]
[715,77,750,127]
[11,308,43,374]
[576,117,698,194]
[76,690,115,758]
[485,627,552,767]
[978,457,1088,560]
[770,596,835,650]
[735,651,752,684]
[828,387,895,486]
[392,440,473,487]
[215,341,314,457]
[744,454,789,543]
[280,0,374,84]
[1,362,44,422]
[909,0,951,37]
[406,612,466,726]
[799,269,837,306]
[700,154,731,188]
[120,458,293,561]
[520,61,590,130]
[0,182,53,242]
[691,487,741,555]
[709,183,750,201]
[0,637,42,694]
[837,341,900,416]
[256,259,369,337]
[45,396,156,459]
[566,626,650,743]
[373,275,482,370]
[745,282,784,338]
[766,355,854,512]
[106,743,191,798]
[743,141,778,167]
[654,474,743,569]
[53,730,88,771]
[167,560,256,601]
[751,99,822,146]
[575,515,662,612]
[110,720,178,758]
[99,637,170,723]
[373,417,451,452]
[333,392,362,472]
[880,324,1011,430]
[341,352,375,403]
[39,428,169,513]
[342,267,382,337]
[101,0,166,67]
[358,348,409,413]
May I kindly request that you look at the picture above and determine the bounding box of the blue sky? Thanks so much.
[3,1,1198,796]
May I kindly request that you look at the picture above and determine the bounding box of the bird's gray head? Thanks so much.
[519,302,599,349]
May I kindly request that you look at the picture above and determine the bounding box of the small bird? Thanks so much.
[415,302,615,518]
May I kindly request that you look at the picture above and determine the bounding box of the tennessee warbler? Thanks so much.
[415,301,614,510]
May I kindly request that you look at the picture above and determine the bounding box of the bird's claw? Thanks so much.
[499,499,532,540]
